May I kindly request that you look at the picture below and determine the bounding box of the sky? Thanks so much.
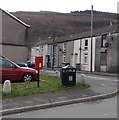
[0,0,119,13]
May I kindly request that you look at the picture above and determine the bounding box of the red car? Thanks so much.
[0,58,38,83]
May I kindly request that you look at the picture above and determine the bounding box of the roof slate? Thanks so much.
[38,25,118,45]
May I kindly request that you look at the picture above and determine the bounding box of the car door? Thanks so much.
[0,60,3,82]
[1,59,21,81]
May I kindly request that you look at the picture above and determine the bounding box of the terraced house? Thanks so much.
[95,25,118,73]
[0,8,30,62]
[31,25,118,73]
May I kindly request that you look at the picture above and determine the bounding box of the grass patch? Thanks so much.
[0,74,90,99]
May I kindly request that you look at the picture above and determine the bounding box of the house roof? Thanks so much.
[33,23,118,46]
[54,25,118,43]
[0,8,30,28]
[39,24,118,45]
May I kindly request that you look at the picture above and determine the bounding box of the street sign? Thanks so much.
[35,56,43,70]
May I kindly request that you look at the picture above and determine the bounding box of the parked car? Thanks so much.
[0,56,28,67]
[0,55,7,59]
[15,62,28,67]
[0,58,38,83]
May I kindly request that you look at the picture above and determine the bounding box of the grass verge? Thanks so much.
[0,74,90,99]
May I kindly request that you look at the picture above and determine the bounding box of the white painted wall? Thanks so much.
[31,37,96,71]
[73,37,96,71]
[31,46,41,63]
[31,44,48,67]
[72,39,81,67]
[42,44,48,67]
[81,37,96,71]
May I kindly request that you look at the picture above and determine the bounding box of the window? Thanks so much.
[83,53,88,64]
[63,42,66,52]
[54,45,57,54]
[84,40,88,50]
[101,35,107,48]
[1,60,15,68]
[41,46,43,56]
[63,55,66,63]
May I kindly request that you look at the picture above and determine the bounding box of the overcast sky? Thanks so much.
[0,0,118,13]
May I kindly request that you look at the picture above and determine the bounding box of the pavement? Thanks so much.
[46,68,118,77]
[1,71,119,116]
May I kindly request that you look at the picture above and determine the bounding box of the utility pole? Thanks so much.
[90,5,93,73]
[52,33,55,69]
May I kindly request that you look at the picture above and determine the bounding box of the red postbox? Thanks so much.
[35,56,43,70]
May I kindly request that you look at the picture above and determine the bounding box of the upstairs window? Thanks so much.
[41,46,43,56]
[63,42,66,52]
[101,35,107,48]
[84,39,88,50]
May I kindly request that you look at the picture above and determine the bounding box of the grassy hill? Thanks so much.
[12,10,118,46]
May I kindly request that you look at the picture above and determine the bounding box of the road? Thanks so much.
[2,69,118,119]
[77,73,118,94]
[3,96,117,118]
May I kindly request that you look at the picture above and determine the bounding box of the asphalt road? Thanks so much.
[78,73,118,94]
[3,96,117,118]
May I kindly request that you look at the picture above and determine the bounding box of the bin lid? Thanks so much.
[62,65,75,69]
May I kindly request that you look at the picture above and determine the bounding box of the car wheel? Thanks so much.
[22,73,33,82]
